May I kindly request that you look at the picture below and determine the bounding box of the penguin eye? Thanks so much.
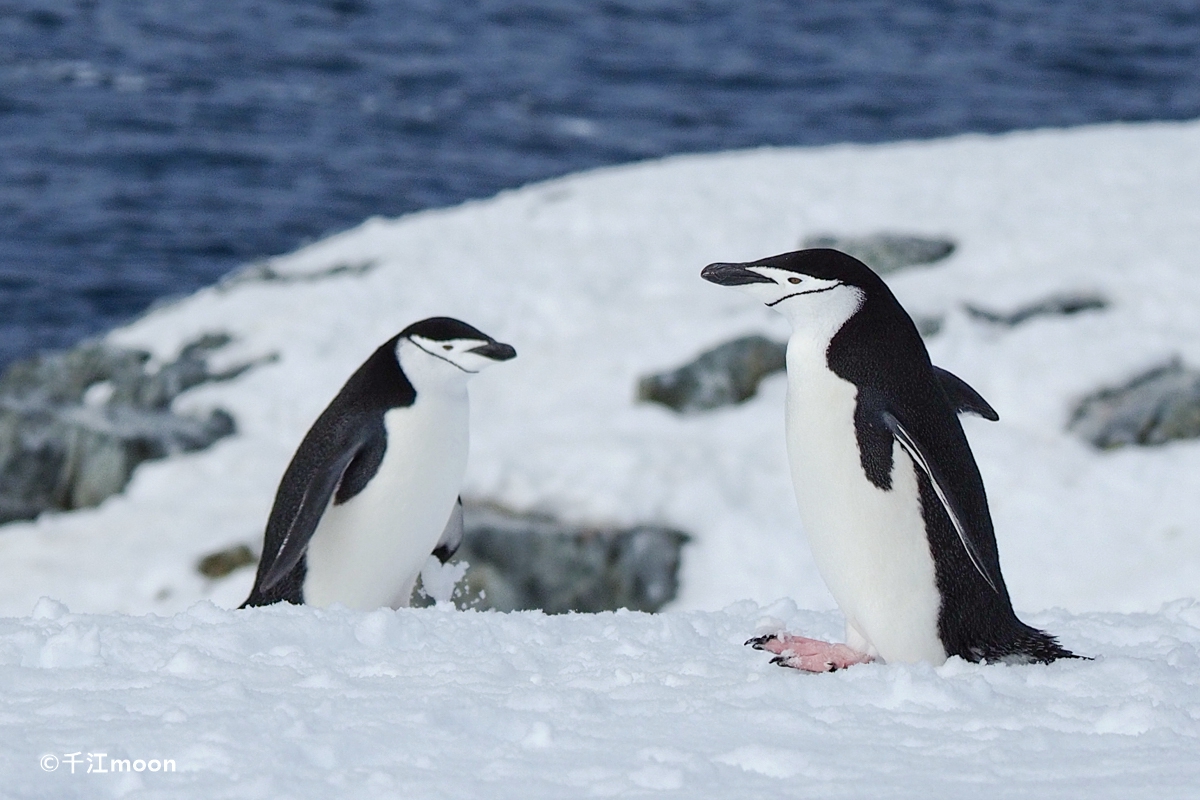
[788,277,802,285]
[442,344,453,351]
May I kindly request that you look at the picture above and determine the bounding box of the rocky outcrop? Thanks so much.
[444,503,689,614]
[965,293,1108,327]
[217,259,377,290]
[1068,359,1200,449]
[637,335,785,413]
[801,233,956,274]
[0,334,270,524]
[197,543,257,579]
[914,315,944,338]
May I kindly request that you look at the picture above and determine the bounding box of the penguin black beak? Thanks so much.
[701,262,774,286]
[469,341,517,361]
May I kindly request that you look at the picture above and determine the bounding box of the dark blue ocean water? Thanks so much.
[2,1,1199,367]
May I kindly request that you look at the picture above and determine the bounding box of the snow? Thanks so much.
[3,119,1200,795]
[8,599,1200,799]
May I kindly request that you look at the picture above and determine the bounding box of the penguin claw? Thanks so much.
[746,634,779,650]
[770,654,836,672]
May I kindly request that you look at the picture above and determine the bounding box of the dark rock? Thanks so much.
[638,335,786,413]
[965,293,1108,327]
[415,502,689,613]
[218,259,377,290]
[197,544,257,579]
[1068,359,1200,449]
[0,334,269,525]
[914,315,944,338]
[802,233,956,274]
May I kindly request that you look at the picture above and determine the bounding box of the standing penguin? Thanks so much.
[242,317,515,610]
[701,249,1076,671]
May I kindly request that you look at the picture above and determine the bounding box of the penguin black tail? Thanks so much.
[239,566,306,609]
[973,623,1085,665]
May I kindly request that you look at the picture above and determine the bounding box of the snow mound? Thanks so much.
[7,600,1200,798]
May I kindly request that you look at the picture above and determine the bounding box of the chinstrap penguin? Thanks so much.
[701,249,1078,671]
[242,317,516,610]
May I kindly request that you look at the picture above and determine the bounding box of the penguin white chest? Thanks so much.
[303,392,469,610]
[784,340,945,664]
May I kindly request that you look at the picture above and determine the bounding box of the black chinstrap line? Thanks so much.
[408,338,480,373]
[766,283,840,306]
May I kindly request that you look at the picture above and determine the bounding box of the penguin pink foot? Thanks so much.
[747,634,874,672]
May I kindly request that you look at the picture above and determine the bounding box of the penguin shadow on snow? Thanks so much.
[701,248,1083,673]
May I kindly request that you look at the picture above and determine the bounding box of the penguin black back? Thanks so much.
[242,335,415,607]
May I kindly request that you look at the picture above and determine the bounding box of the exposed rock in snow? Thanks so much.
[913,314,944,337]
[446,502,688,613]
[801,232,956,273]
[217,257,378,289]
[637,335,785,413]
[964,292,1109,327]
[1068,359,1200,449]
[196,543,256,579]
[0,334,268,523]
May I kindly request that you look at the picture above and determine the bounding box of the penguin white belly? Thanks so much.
[784,341,945,664]
[303,394,469,610]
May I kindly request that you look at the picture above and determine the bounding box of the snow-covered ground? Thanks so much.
[3,120,1200,796]
[6,599,1200,799]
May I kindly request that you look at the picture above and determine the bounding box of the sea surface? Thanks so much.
[2,0,1198,367]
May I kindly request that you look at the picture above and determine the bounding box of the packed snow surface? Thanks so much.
[3,120,1200,796]
[8,599,1200,799]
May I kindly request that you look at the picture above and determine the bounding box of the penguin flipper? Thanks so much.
[934,366,999,421]
[257,437,368,593]
[880,409,1002,594]
[432,497,464,563]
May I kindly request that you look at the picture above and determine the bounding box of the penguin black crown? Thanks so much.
[242,317,516,610]
[702,248,1078,671]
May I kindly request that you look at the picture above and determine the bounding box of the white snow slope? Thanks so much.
[3,120,1200,797]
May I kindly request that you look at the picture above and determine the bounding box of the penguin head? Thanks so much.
[701,248,873,335]
[395,317,516,387]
